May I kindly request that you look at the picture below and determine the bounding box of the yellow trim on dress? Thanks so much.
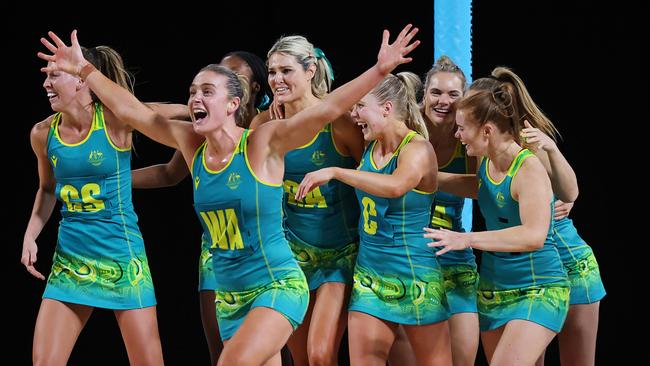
[244,131,282,187]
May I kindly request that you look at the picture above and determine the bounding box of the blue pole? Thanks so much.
[434,0,474,231]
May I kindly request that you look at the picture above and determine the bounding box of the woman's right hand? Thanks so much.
[21,238,45,280]
[38,30,88,77]
[376,24,420,75]
[268,99,284,120]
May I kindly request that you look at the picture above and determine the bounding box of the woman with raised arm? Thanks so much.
[250,35,364,366]
[38,25,419,366]
[130,50,272,365]
[21,44,186,365]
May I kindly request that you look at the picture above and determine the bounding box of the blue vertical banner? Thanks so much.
[434,0,474,231]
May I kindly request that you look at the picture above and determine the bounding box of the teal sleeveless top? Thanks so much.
[192,129,299,291]
[477,149,567,290]
[282,123,360,248]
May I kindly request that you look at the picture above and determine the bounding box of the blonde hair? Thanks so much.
[372,72,428,139]
[268,35,333,98]
[82,46,134,102]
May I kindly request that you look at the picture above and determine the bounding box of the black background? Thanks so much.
[10,1,645,364]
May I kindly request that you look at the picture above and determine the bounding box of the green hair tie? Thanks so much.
[314,47,335,82]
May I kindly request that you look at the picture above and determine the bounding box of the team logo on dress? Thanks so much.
[311,150,326,166]
[495,191,506,208]
[194,176,200,190]
[50,155,58,167]
[87,150,105,166]
[226,172,241,190]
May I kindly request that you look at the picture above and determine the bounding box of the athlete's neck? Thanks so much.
[205,124,244,158]
[283,94,321,119]
[488,139,521,173]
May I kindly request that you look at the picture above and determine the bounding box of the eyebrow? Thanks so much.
[190,83,218,88]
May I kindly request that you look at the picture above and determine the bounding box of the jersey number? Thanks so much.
[60,183,105,212]
[431,204,453,229]
[284,179,328,208]
[200,209,244,250]
[362,197,377,235]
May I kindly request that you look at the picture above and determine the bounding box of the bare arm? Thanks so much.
[297,139,435,199]
[249,109,272,129]
[22,120,57,280]
[258,25,420,156]
[332,113,364,162]
[426,156,552,254]
[38,30,198,151]
[132,150,189,188]
[437,172,478,199]
[146,103,190,121]
[522,120,578,202]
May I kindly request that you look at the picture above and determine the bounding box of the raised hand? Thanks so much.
[424,227,471,256]
[376,24,420,75]
[21,238,45,280]
[521,119,558,153]
[37,30,88,76]
[295,168,335,201]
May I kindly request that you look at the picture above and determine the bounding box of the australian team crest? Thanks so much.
[226,172,242,190]
[311,150,326,166]
[495,191,506,208]
[88,150,105,166]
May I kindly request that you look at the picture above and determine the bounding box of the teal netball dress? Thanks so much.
[431,140,478,315]
[43,103,156,309]
[477,149,569,332]
[198,233,215,290]
[192,129,309,340]
[283,123,360,290]
[350,131,448,325]
[553,211,606,304]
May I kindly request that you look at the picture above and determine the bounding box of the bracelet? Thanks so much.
[79,63,97,80]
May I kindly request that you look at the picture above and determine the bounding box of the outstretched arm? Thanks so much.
[521,120,578,202]
[296,139,434,199]
[38,30,196,150]
[260,24,420,155]
[132,150,189,189]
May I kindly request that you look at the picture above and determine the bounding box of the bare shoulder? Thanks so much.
[407,134,435,155]
[30,115,55,141]
[398,135,435,165]
[512,153,551,198]
[518,153,548,178]
[250,110,272,129]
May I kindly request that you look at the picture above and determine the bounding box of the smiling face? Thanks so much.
[43,61,81,112]
[424,71,464,126]
[350,93,389,142]
[267,52,314,105]
[454,108,487,157]
[188,70,239,135]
